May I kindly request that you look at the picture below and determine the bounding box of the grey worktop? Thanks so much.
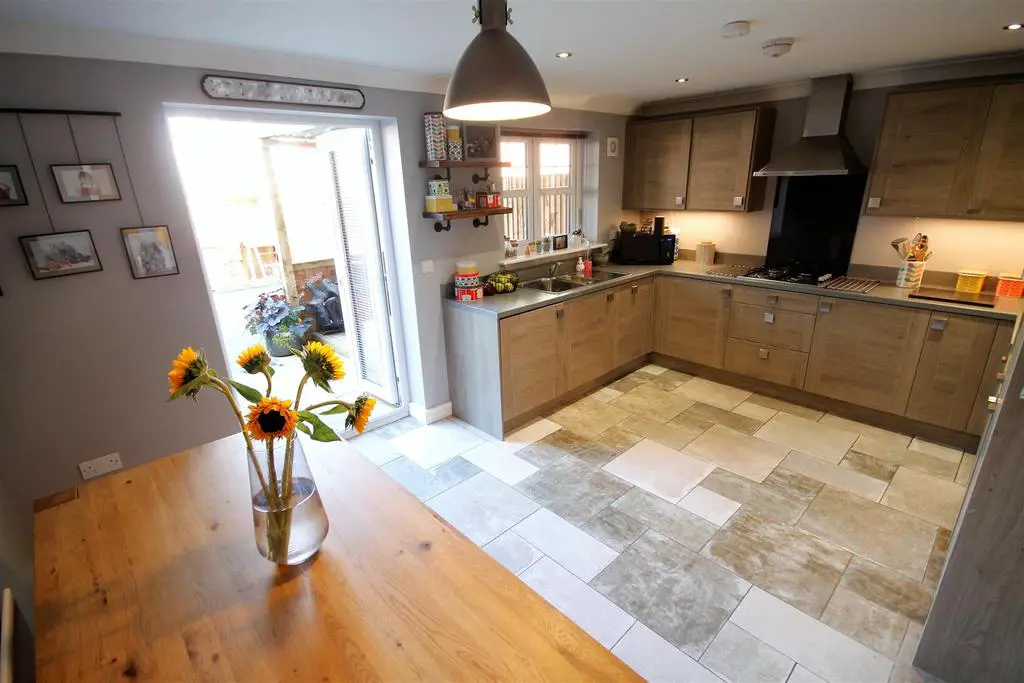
[445,260,1024,323]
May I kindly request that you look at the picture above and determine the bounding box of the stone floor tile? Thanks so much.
[612,622,722,683]
[685,402,764,435]
[520,557,635,648]
[593,425,644,454]
[955,453,976,486]
[851,436,959,480]
[782,451,888,502]
[702,510,850,618]
[581,506,647,552]
[699,468,820,525]
[349,431,403,466]
[683,425,790,483]
[611,384,696,422]
[516,428,620,469]
[676,377,752,410]
[922,528,951,592]
[755,413,857,465]
[818,414,912,450]
[456,441,538,486]
[428,456,481,488]
[618,415,704,451]
[381,457,448,501]
[787,665,826,683]
[732,399,779,423]
[483,531,544,575]
[908,438,963,464]
[608,369,659,393]
[373,416,422,439]
[515,455,632,525]
[592,530,750,659]
[821,586,909,659]
[613,488,719,551]
[604,439,715,502]
[390,419,483,469]
[744,394,825,422]
[840,557,935,625]
[647,369,695,392]
[590,386,623,403]
[798,487,938,581]
[667,410,716,437]
[500,418,561,452]
[839,451,899,483]
[640,364,668,375]
[428,472,539,545]
[881,468,966,529]
[549,397,630,438]
[678,486,741,526]
[701,622,795,683]
[513,508,618,582]
[888,622,944,683]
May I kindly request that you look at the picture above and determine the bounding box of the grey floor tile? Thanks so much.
[349,431,403,466]
[515,455,632,526]
[483,531,544,575]
[701,622,794,683]
[428,472,540,545]
[685,402,765,435]
[381,456,447,501]
[612,488,718,551]
[613,622,722,683]
[429,456,482,487]
[582,507,647,552]
[700,468,820,525]
[374,416,422,439]
[516,429,620,469]
[821,587,908,659]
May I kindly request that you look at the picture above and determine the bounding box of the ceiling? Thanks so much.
[1,0,1022,113]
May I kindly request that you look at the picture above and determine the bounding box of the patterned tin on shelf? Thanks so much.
[447,140,464,161]
[427,179,451,196]
[424,112,447,161]
[446,125,463,142]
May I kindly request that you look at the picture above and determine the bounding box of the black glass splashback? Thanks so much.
[764,175,867,277]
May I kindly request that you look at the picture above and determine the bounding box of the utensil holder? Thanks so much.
[896,260,926,289]
[696,241,715,266]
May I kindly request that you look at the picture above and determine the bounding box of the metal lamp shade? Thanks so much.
[443,29,552,121]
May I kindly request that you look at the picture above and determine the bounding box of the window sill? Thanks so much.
[498,242,608,269]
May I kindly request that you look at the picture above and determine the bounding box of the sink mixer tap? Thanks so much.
[549,261,564,279]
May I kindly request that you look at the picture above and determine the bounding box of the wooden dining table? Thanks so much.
[34,434,641,682]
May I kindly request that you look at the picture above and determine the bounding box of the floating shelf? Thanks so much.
[423,207,512,232]
[419,159,511,169]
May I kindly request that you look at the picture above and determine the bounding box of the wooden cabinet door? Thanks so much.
[970,83,1024,220]
[614,278,654,366]
[653,277,731,368]
[563,290,615,390]
[865,85,993,217]
[500,306,561,422]
[967,321,1014,436]
[686,110,758,211]
[905,313,999,430]
[623,119,692,210]
[804,298,930,414]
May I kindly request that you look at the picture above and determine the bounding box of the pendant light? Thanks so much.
[443,0,552,121]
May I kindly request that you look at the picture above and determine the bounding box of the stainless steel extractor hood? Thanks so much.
[754,74,864,176]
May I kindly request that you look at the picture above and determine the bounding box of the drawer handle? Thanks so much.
[867,196,882,209]
[722,286,733,296]
[767,295,779,305]
[758,348,770,360]
[763,311,775,325]
[556,309,564,319]
[733,195,745,208]
[997,371,1006,381]
[819,301,832,314]
[631,285,639,294]
[607,293,615,302]
[930,317,948,331]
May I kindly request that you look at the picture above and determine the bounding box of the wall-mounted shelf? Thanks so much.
[420,159,511,182]
[423,207,512,232]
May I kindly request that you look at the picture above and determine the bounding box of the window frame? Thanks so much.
[500,135,583,242]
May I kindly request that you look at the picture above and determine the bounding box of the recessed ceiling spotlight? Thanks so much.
[762,38,795,58]
[675,77,689,83]
[555,51,573,58]
[1004,22,1023,30]
[721,20,752,39]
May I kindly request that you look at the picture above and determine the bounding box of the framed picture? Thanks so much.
[463,124,499,159]
[0,165,28,207]
[607,137,620,157]
[121,225,179,279]
[20,230,103,280]
[51,163,121,203]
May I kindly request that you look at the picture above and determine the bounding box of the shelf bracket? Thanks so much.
[433,220,452,233]
[472,169,491,184]
[433,169,452,182]
[473,216,490,228]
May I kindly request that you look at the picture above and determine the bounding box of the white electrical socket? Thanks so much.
[79,452,123,480]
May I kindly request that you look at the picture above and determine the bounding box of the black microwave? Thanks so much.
[612,233,676,265]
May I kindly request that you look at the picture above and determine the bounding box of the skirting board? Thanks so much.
[410,401,453,425]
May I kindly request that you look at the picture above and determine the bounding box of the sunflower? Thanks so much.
[167,347,208,399]
[237,344,271,374]
[300,340,345,388]
[346,394,377,434]
[245,397,299,441]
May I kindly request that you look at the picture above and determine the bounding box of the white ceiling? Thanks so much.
[1,0,1022,113]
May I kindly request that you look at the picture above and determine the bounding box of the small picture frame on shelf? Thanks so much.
[51,163,121,203]
[20,230,103,280]
[121,225,179,279]
[463,124,499,159]
[553,235,568,250]
[0,165,28,207]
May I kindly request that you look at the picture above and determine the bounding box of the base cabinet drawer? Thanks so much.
[725,338,808,389]
[729,303,816,352]
[733,286,819,314]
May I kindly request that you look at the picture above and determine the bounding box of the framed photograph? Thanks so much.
[121,225,179,279]
[51,163,121,203]
[553,234,568,250]
[0,165,28,207]
[20,230,103,280]
[463,124,499,159]
[606,136,620,157]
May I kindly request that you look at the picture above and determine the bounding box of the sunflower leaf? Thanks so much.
[298,410,341,442]
[295,422,312,436]
[266,366,275,377]
[167,375,206,401]
[319,403,350,415]
[227,380,263,402]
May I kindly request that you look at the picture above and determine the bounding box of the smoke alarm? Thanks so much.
[762,38,794,57]
[720,21,751,39]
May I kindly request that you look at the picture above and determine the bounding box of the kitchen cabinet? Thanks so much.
[804,297,930,414]
[686,110,770,212]
[563,289,616,391]
[969,83,1024,220]
[864,85,993,218]
[905,313,999,431]
[728,302,816,353]
[614,277,654,366]
[499,305,563,423]
[967,320,1014,436]
[724,338,808,389]
[653,277,731,368]
[622,118,692,210]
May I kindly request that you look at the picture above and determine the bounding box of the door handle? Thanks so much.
[930,317,948,331]
[818,301,832,314]
[733,195,745,208]
[763,312,775,325]
[607,293,615,302]
[555,309,564,319]
[767,295,779,305]
[721,286,733,296]
[758,348,770,360]
[631,284,639,294]
[867,197,882,209]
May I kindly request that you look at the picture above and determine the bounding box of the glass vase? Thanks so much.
[247,438,329,565]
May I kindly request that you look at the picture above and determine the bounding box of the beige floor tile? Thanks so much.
[603,438,715,503]
[678,486,741,526]
[840,556,934,625]
[610,384,695,422]
[922,528,951,592]
[647,369,694,392]
[700,622,794,683]
[744,394,824,421]
[850,436,959,480]
[612,489,719,550]
[782,451,888,502]
[881,468,966,530]
[840,451,899,483]
[818,414,912,450]
[699,468,821,525]
[703,510,850,618]
[755,413,857,465]
[667,410,715,435]
[619,415,704,451]
[676,377,752,410]
[590,386,623,403]
[683,424,790,483]
[821,586,908,659]
[548,397,629,438]
[685,402,764,435]
[640,364,667,375]
[593,424,643,453]
[889,622,944,683]
[608,369,658,393]
[955,453,976,486]
[908,437,963,465]
[732,400,779,422]
[798,487,939,581]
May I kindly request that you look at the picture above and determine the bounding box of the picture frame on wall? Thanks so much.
[51,163,121,203]
[19,230,103,280]
[121,225,179,279]
[0,165,28,207]
[463,124,500,159]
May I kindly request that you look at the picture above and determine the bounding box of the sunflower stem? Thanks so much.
[302,399,351,413]
[294,374,310,412]
[266,438,281,508]
[261,368,273,398]
[209,378,273,504]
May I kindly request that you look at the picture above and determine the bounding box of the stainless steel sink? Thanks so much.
[521,277,588,293]
[561,270,628,284]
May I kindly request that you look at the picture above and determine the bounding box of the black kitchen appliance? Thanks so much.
[612,232,677,265]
